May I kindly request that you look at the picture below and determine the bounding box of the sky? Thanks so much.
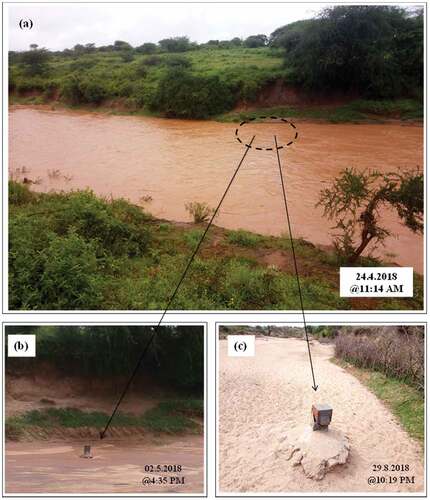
[7,2,332,51]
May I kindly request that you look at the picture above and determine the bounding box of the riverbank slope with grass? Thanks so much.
[8,182,423,310]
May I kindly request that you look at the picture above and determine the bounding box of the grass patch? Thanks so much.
[5,399,203,439]
[227,229,265,247]
[142,400,203,434]
[333,358,424,445]
[182,228,205,249]
[217,99,423,123]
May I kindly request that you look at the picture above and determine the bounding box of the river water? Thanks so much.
[9,106,423,272]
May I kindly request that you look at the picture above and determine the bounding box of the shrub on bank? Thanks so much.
[335,327,424,390]
[147,67,236,118]
[185,201,214,223]
[9,182,151,309]
[61,75,110,105]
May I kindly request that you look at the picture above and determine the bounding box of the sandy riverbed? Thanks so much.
[218,337,424,493]
[6,435,204,494]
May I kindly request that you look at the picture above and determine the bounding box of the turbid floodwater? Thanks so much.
[9,106,423,271]
[6,436,204,494]
[218,337,424,493]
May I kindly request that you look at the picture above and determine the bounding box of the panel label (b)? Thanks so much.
[8,335,36,357]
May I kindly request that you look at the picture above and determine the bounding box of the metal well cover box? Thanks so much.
[312,403,333,426]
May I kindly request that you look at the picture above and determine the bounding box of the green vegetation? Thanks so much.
[218,99,423,123]
[9,46,284,118]
[334,359,424,445]
[334,326,424,390]
[9,6,422,120]
[318,168,423,263]
[227,229,264,248]
[185,201,214,223]
[5,400,203,440]
[5,325,204,391]
[142,400,203,433]
[276,6,423,99]
[8,182,423,310]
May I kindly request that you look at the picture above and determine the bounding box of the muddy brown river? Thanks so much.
[9,106,423,272]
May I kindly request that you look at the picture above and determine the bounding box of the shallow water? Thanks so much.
[9,106,423,271]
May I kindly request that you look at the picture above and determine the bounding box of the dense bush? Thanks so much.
[280,6,423,98]
[21,46,51,76]
[9,182,151,309]
[164,54,192,68]
[6,325,204,391]
[61,75,110,105]
[335,326,424,390]
[9,181,35,205]
[9,217,105,310]
[16,77,47,94]
[158,36,192,53]
[136,42,157,54]
[148,67,235,118]
[244,34,268,48]
[141,55,162,66]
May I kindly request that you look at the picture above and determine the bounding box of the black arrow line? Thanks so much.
[274,135,318,391]
[100,136,256,439]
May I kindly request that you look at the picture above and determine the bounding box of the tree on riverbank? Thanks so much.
[318,168,423,263]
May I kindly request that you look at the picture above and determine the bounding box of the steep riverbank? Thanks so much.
[9,97,423,124]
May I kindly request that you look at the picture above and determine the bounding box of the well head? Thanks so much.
[312,403,333,430]
[80,444,93,459]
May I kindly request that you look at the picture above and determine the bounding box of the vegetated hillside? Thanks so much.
[8,6,423,120]
[9,182,423,311]
[10,47,285,118]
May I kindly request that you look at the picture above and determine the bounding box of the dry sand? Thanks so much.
[218,337,424,493]
[6,436,204,494]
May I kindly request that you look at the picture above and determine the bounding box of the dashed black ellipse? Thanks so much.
[234,116,298,151]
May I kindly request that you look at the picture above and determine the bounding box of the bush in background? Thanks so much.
[5,325,204,392]
[335,326,424,390]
